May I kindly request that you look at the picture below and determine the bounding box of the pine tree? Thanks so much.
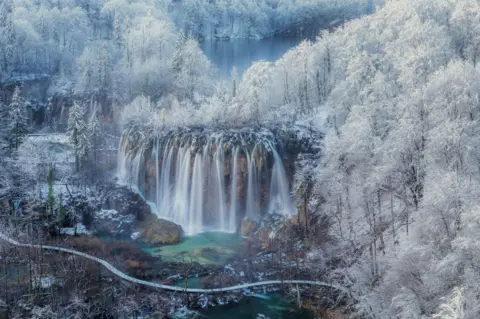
[6,87,28,152]
[57,193,66,228]
[0,101,8,150]
[67,103,89,172]
[88,106,102,170]
[46,163,54,217]
[171,33,187,75]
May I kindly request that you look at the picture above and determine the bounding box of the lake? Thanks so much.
[200,37,312,80]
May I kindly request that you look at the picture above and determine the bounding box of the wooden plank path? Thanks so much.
[0,231,349,295]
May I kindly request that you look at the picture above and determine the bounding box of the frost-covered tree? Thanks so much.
[6,87,28,153]
[46,163,55,217]
[172,36,214,102]
[0,1,16,74]
[165,0,369,39]
[88,106,103,169]
[115,12,177,103]
[237,61,271,125]
[231,66,238,98]
[67,103,89,172]
[0,101,8,148]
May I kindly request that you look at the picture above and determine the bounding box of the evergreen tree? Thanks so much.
[46,163,54,217]
[6,87,28,152]
[57,193,66,228]
[171,33,187,75]
[88,106,102,169]
[67,102,89,172]
[0,101,8,151]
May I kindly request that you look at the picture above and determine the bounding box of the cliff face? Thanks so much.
[118,128,313,234]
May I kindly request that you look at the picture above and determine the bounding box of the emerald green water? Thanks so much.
[142,232,242,265]
[198,294,314,319]
[99,233,313,318]
[174,276,203,289]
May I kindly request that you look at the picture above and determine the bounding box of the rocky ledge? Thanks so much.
[91,186,183,245]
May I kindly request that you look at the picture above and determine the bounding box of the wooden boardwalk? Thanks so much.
[0,231,349,294]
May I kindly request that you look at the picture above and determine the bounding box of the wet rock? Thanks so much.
[199,273,241,289]
[240,218,259,237]
[91,187,152,236]
[92,209,135,236]
[144,158,157,199]
[103,186,151,221]
[148,311,167,319]
[257,227,272,250]
[138,214,183,245]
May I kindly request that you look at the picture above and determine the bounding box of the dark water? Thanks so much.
[200,37,310,80]
[198,293,314,319]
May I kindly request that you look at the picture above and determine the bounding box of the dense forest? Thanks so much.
[1,0,480,318]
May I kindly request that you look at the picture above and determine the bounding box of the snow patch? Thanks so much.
[130,232,141,240]
[60,223,91,236]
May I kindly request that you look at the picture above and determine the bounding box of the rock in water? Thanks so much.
[240,218,259,237]
[139,214,183,245]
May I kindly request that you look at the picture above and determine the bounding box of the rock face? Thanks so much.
[91,186,182,244]
[240,218,259,236]
[103,186,151,221]
[92,209,136,236]
[118,128,300,234]
[138,214,183,245]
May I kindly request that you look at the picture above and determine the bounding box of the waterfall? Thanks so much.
[188,153,204,234]
[268,144,295,216]
[173,146,192,228]
[117,131,296,235]
[228,147,239,232]
[245,152,258,219]
[215,141,228,231]
[158,139,174,216]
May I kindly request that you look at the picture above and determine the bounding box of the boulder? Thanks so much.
[92,209,135,236]
[103,186,151,221]
[240,218,259,237]
[93,186,183,244]
[138,214,183,245]
[257,227,272,250]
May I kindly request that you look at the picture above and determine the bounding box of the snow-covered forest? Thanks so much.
[166,0,374,39]
[0,0,372,109]
[1,0,480,317]
[111,0,480,316]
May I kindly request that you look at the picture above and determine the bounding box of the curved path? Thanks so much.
[0,232,349,295]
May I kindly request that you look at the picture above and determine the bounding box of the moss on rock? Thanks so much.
[139,214,183,245]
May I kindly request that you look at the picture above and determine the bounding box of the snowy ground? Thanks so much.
[17,133,75,179]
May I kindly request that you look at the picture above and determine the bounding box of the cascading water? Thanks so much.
[228,147,239,232]
[118,130,295,235]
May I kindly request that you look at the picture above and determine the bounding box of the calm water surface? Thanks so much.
[200,37,312,80]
